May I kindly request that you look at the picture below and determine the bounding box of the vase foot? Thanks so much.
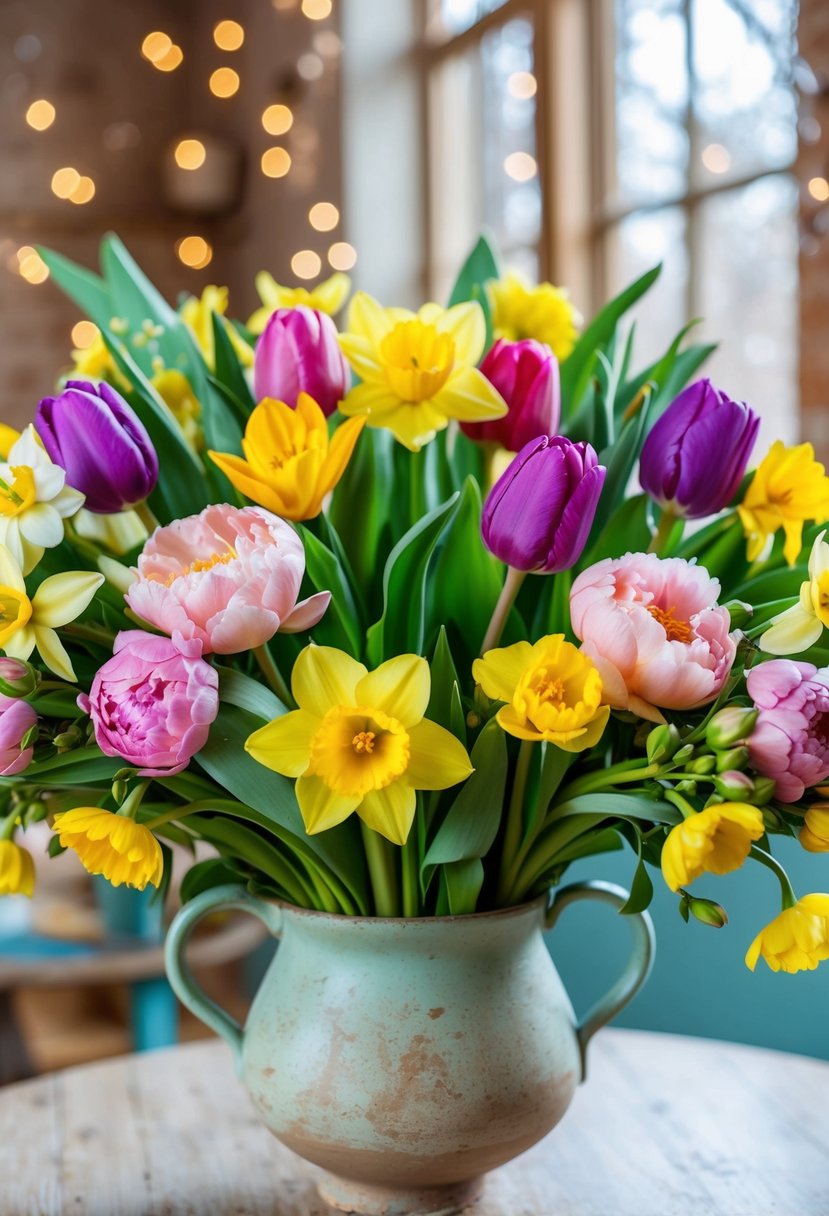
[317,1173,484,1216]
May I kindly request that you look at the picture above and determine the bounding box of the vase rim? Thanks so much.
[261,891,550,926]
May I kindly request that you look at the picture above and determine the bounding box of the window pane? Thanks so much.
[691,0,798,187]
[608,207,689,367]
[696,175,799,447]
[436,0,509,37]
[614,0,689,208]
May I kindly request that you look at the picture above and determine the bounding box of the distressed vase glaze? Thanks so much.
[165,881,653,1216]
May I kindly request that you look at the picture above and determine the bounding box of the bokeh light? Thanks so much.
[808,176,829,202]
[141,31,172,62]
[262,103,293,135]
[508,71,537,100]
[701,143,731,174]
[69,176,95,205]
[176,236,213,269]
[328,241,357,271]
[503,151,537,182]
[213,20,244,51]
[309,202,339,232]
[261,147,292,177]
[302,0,332,18]
[16,247,49,284]
[71,320,99,349]
[25,99,55,130]
[210,67,240,97]
[51,167,81,199]
[175,138,207,170]
[292,249,322,279]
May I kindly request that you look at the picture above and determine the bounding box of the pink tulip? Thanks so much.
[0,695,36,776]
[460,338,560,452]
[79,631,219,776]
[570,552,737,723]
[746,659,829,802]
[126,504,330,655]
[254,306,349,417]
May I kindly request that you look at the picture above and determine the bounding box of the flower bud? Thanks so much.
[705,706,758,750]
[460,339,560,453]
[722,600,753,630]
[687,754,716,775]
[673,743,695,764]
[675,778,698,796]
[639,378,759,519]
[482,435,606,573]
[750,776,776,806]
[112,779,128,806]
[36,380,159,514]
[254,306,349,417]
[714,770,755,801]
[646,723,681,764]
[688,896,729,928]
[716,745,749,773]
[0,658,40,698]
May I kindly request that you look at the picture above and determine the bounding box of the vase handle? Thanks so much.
[545,879,655,1081]
[164,883,282,1075]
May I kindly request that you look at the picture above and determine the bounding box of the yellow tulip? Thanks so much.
[248,270,351,334]
[800,805,829,853]
[181,285,254,371]
[338,293,507,452]
[660,804,765,892]
[53,807,163,890]
[246,645,473,845]
[738,441,829,567]
[0,839,35,896]
[473,635,610,752]
[209,393,365,521]
[488,271,582,360]
[745,894,829,974]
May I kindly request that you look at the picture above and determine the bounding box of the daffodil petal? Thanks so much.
[2,624,35,662]
[495,704,543,741]
[32,571,105,629]
[436,301,486,366]
[0,544,25,592]
[433,366,508,422]
[406,719,474,790]
[245,710,318,777]
[473,641,535,703]
[377,402,448,451]
[553,705,610,753]
[356,655,430,728]
[346,292,395,349]
[34,626,76,681]
[783,518,804,567]
[357,783,416,847]
[339,381,404,418]
[313,272,351,314]
[18,502,64,549]
[291,645,367,716]
[296,774,360,834]
[760,605,823,655]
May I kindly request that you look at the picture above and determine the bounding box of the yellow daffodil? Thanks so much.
[181,285,254,371]
[209,393,365,521]
[248,270,351,334]
[246,646,473,845]
[488,272,582,361]
[0,544,103,681]
[73,507,148,556]
[660,804,764,892]
[800,805,829,853]
[759,530,829,654]
[0,839,35,896]
[738,441,829,567]
[151,368,202,450]
[745,894,829,974]
[338,293,507,452]
[0,425,85,574]
[473,635,610,751]
[0,425,20,460]
[69,329,131,389]
[53,807,163,890]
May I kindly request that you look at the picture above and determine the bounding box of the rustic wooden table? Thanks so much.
[1,1028,826,1216]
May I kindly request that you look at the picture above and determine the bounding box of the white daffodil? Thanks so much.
[0,544,103,681]
[0,425,85,574]
[760,530,829,655]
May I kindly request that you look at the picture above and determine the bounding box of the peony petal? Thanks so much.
[280,591,331,634]
[356,654,430,727]
[245,710,318,777]
[357,782,417,847]
[291,644,367,716]
[406,719,473,790]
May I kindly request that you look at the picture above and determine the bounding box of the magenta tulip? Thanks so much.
[461,338,560,452]
[254,306,349,416]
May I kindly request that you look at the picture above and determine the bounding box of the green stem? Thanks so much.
[497,739,535,905]
[408,449,427,526]
[481,566,527,655]
[0,813,17,841]
[750,844,797,910]
[135,500,161,534]
[556,760,660,802]
[120,780,151,820]
[663,788,698,820]
[361,823,399,916]
[648,508,677,556]
[61,622,116,648]
[253,645,294,708]
[401,830,420,917]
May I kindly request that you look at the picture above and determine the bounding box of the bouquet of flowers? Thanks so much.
[2,232,828,977]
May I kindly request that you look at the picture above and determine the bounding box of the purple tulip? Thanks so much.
[254,306,349,417]
[639,379,759,519]
[461,339,560,452]
[36,380,159,514]
[482,435,606,573]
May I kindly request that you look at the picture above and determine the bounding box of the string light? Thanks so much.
[25,99,55,130]
[808,176,829,202]
[51,166,81,199]
[69,176,95,205]
[301,0,332,18]
[309,202,339,232]
[297,53,324,81]
[328,242,356,271]
[210,67,240,97]
[701,143,731,174]
[261,147,291,177]
[213,20,245,50]
[292,250,322,279]
[504,152,537,182]
[154,44,184,72]
[507,71,537,100]
[176,236,213,269]
[262,103,293,135]
[141,31,172,62]
[16,247,49,284]
[71,320,99,349]
[175,138,207,169]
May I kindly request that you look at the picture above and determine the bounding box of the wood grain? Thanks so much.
[1,1029,827,1216]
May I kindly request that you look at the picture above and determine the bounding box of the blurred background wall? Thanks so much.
[1,0,829,1062]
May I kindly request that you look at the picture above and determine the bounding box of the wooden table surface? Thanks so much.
[2,1028,827,1216]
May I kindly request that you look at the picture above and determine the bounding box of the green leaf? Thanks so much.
[448,233,500,309]
[179,857,245,903]
[22,746,123,785]
[549,791,681,825]
[427,628,465,738]
[582,494,651,568]
[328,428,395,607]
[187,813,314,906]
[211,312,255,414]
[619,828,654,915]
[216,666,285,721]
[298,524,363,655]
[36,246,111,327]
[443,857,486,915]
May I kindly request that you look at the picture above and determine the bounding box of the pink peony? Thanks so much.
[746,659,829,802]
[126,503,329,655]
[0,695,37,776]
[79,631,219,777]
[570,552,737,723]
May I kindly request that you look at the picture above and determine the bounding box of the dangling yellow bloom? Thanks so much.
[745,894,829,974]
[248,270,351,334]
[0,425,20,460]
[53,807,163,890]
[181,285,254,371]
[338,293,507,451]
[473,635,609,751]
[488,272,582,361]
[209,393,365,521]
[760,531,829,654]
[0,839,35,897]
[800,805,829,853]
[152,368,202,450]
[246,646,473,845]
[738,441,829,567]
[0,543,103,681]
[660,804,764,892]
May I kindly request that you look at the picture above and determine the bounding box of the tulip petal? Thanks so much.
[296,774,360,834]
[553,705,610,752]
[357,782,416,847]
[406,719,473,790]
[32,571,105,629]
[356,655,430,728]
[436,302,486,367]
[433,366,508,422]
[760,605,823,655]
[473,641,534,703]
[245,710,318,777]
[292,644,367,716]
[208,451,287,517]
[319,417,366,495]
[33,625,76,681]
